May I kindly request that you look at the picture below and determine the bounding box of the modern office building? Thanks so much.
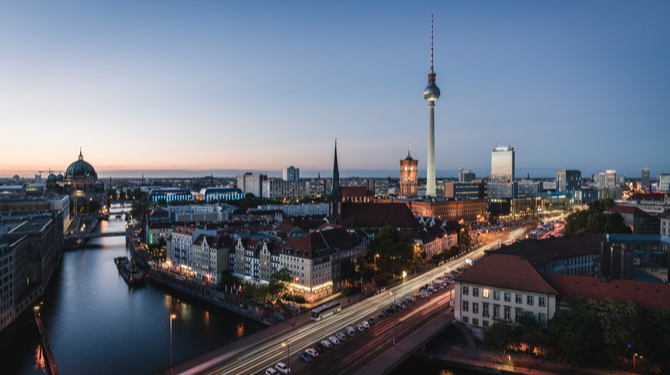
[488,182,517,199]
[399,150,419,198]
[517,180,542,198]
[199,187,244,202]
[459,169,476,183]
[443,182,485,200]
[659,174,670,192]
[236,173,267,198]
[557,170,581,192]
[283,166,299,182]
[641,168,650,190]
[423,15,441,197]
[598,170,617,189]
[491,145,515,183]
[262,179,309,199]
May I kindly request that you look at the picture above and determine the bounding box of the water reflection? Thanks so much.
[205,311,210,330]
[33,345,46,372]
[236,322,245,339]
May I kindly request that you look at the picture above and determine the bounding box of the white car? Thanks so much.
[362,321,370,329]
[321,340,333,349]
[357,324,365,332]
[346,326,355,336]
[275,362,291,374]
[265,368,279,375]
[336,332,348,341]
[305,348,319,358]
[329,336,341,345]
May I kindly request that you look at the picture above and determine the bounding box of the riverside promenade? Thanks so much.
[35,310,60,375]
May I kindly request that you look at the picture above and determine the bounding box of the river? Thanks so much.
[0,216,263,375]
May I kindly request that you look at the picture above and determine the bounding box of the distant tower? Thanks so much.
[423,14,441,197]
[400,146,419,197]
[328,140,342,221]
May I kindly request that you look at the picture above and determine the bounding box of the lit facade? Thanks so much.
[399,151,419,198]
[598,170,617,189]
[557,169,581,192]
[491,146,515,183]
[641,168,650,190]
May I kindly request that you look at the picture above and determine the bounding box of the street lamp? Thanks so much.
[634,353,642,372]
[375,254,379,271]
[281,342,290,370]
[389,291,396,348]
[170,314,176,375]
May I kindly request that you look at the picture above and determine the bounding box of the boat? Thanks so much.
[114,256,148,286]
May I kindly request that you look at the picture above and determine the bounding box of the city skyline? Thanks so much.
[2,2,669,178]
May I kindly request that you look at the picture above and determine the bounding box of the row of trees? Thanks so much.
[219,268,295,304]
[563,198,632,235]
[484,297,670,373]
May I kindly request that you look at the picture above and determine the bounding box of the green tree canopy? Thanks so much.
[564,198,631,235]
[368,225,425,275]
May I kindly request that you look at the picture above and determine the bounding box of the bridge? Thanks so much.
[163,224,534,375]
[65,231,126,241]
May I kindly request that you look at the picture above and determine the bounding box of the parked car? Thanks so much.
[369,317,376,326]
[336,332,348,341]
[313,342,326,353]
[275,362,291,374]
[379,310,387,318]
[305,348,319,358]
[321,340,333,349]
[347,326,356,336]
[357,324,365,332]
[362,321,370,329]
[298,352,312,363]
[329,336,341,345]
[265,368,279,375]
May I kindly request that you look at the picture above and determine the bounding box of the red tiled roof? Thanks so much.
[494,234,604,269]
[606,205,648,216]
[630,192,666,202]
[340,202,420,229]
[341,186,371,197]
[455,253,558,295]
[542,274,670,310]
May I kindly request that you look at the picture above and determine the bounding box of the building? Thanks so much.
[423,15,440,197]
[491,145,515,183]
[443,182,485,201]
[258,203,330,217]
[199,187,244,202]
[659,173,670,192]
[165,204,231,222]
[641,168,650,190]
[661,210,670,237]
[191,235,233,283]
[635,259,668,282]
[283,166,300,182]
[149,188,192,203]
[598,170,617,189]
[262,179,309,199]
[605,206,659,234]
[557,170,581,192]
[378,198,486,223]
[601,233,670,269]
[399,150,419,198]
[454,253,558,339]
[487,182,517,199]
[236,173,267,197]
[517,180,542,198]
[146,222,179,246]
[459,169,476,183]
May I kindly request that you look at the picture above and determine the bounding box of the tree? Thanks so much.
[341,258,360,285]
[564,198,631,235]
[459,226,472,246]
[268,267,292,299]
[483,322,520,359]
[368,225,423,275]
[548,297,604,370]
[219,272,242,290]
[130,193,150,219]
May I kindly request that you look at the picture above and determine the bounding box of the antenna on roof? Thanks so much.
[509,138,511,148]
[430,14,434,72]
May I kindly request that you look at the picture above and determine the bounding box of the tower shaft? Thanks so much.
[427,102,436,197]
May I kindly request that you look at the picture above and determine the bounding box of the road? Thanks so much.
[187,222,537,375]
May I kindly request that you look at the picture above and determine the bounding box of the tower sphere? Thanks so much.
[423,84,440,102]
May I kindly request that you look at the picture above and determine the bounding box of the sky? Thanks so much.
[1,1,669,179]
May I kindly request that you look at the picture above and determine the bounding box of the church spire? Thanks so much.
[78,147,84,161]
[329,139,342,198]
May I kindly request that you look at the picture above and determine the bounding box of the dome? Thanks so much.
[47,173,57,181]
[64,150,97,181]
[423,84,440,102]
[57,174,64,181]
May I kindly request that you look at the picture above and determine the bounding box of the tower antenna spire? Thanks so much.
[431,13,434,72]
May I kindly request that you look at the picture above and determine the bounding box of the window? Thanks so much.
[527,311,534,319]
[473,288,479,297]
[462,316,469,323]
[493,305,500,319]
[462,301,469,312]
[504,306,511,321]
[504,292,511,302]
[473,303,479,314]
[515,309,523,322]
[493,291,500,300]
[516,294,522,304]
[483,320,489,327]
[482,304,489,317]
[539,313,546,325]
[527,296,534,305]
[462,286,469,295]
[483,289,489,298]
[539,297,546,307]
[472,318,479,326]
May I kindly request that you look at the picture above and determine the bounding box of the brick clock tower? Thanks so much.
[399,149,419,198]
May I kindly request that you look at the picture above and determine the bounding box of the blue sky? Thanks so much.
[1,1,668,178]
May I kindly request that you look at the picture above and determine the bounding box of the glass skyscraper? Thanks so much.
[491,146,515,182]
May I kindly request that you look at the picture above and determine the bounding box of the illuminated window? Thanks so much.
[483,289,489,298]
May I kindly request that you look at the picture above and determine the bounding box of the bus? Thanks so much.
[311,301,341,321]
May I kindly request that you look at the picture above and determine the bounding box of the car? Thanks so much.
[321,340,333,349]
[379,310,387,318]
[305,348,319,358]
[357,324,365,332]
[313,342,326,353]
[346,326,356,336]
[336,332,348,341]
[362,321,370,329]
[275,362,291,374]
[368,317,376,326]
[329,336,341,345]
[265,368,279,375]
[298,352,312,363]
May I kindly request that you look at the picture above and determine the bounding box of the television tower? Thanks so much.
[423,14,441,197]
